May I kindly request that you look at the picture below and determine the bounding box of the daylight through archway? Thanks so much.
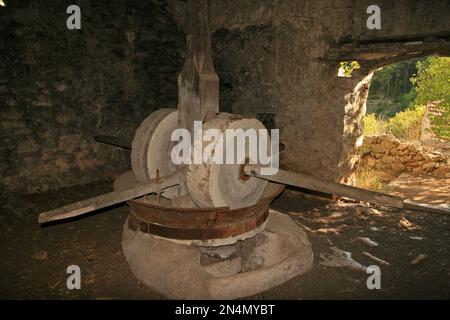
[356,56,450,207]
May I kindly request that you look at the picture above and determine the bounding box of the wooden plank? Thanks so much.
[38,173,180,224]
[337,32,450,45]
[324,40,450,62]
[404,199,450,215]
[244,165,405,208]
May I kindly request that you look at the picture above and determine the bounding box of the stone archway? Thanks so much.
[335,43,450,185]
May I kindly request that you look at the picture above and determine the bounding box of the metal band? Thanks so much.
[126,183,284,240]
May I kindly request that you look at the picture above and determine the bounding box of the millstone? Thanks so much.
[185,112,269,209]
[131,108,179,199]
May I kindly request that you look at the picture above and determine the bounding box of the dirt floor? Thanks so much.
[1,178,450,299]
[385,173,450,208]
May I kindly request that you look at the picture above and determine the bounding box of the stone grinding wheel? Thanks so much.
[131,108,179,199]
[186,113,269,209]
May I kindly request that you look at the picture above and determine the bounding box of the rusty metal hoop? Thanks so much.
[127,183,284,241]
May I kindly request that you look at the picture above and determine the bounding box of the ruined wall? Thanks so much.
[0,0,184,193]
[200,0,450,183]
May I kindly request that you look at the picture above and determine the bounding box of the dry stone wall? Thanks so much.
[360,135,450,177]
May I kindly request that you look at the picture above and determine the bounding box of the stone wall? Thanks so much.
[0,0,184,193]
[1,0,449,194]
[171,0,450,184]
[360,135,450,177]
[208,15,364,183]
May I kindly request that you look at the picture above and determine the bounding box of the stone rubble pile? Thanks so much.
[360,135,450,176]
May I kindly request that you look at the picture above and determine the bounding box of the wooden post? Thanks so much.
[178,0,219,134]
[177,0,219,194]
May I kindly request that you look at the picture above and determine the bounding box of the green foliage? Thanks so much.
[402,87,417,109]
[363,106,425,140]
[363,113,387,136]
[366,56,449,140]
[368,59,420,103]
[339,61,361,77]
[386,105,425,140]
[411,57,450,139]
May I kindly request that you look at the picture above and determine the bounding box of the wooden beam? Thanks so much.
[38,173,180,224]
[361,52,426,72]
[404,200,450,215]
[337,32,450,46]
[245,165,450,215]
[244,165,404,208]
[178,0,219,136]
[323,40,450,63]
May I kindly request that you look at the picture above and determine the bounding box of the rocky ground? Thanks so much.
[1,179,449,299]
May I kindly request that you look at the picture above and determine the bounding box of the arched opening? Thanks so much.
[355,55,449,207]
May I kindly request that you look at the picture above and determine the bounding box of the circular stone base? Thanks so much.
[122,209,313,299]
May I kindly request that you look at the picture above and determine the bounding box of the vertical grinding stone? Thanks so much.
[131,108,179,199]
[185,113,269,209]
